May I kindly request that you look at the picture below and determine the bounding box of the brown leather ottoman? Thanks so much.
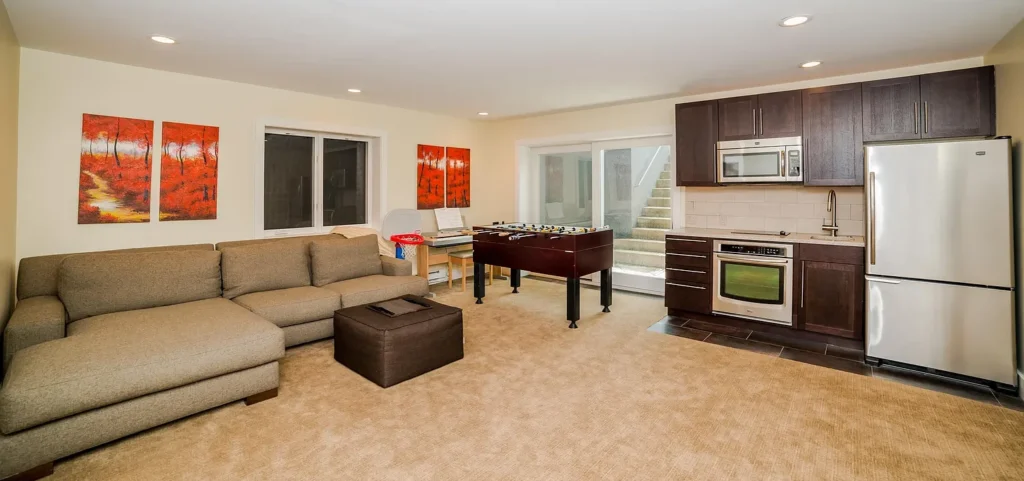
[333,295,464,388]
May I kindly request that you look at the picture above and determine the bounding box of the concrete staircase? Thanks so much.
[612,164,671,271]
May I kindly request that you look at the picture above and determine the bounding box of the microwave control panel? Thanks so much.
[787,150,802,177]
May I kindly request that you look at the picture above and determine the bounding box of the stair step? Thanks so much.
[647,197,671,208]
[614,238,666,253]
[641,206,672,218]
[651,188,671,198]
[659,171,671,180]
[614,249,667,268]
[656,179,672,189]
[636,216,672,229]
[631,227,669,240]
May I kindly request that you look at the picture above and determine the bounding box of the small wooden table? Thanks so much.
[416,233,501,281]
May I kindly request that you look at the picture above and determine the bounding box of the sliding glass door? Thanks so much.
[527,136,673,294]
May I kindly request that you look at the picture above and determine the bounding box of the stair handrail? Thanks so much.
[633,146,664,188]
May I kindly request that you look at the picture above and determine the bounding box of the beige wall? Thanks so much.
[16,49,496,260]
[0,7,19,326]
[985,18,1024,391]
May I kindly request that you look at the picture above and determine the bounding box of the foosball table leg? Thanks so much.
[566,277,581,328]
[511,268,521,294]
[600,268,612,313]
[474,261,486,304]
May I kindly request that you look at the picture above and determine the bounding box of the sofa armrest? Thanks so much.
[380,256,413,277]
[3,296,67,372]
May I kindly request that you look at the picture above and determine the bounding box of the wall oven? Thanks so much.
[712,240,794,325]
[717,137,803,184]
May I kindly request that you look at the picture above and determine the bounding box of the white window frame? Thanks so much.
[255,119,387,238]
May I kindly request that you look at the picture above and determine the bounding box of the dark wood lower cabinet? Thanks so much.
[796,244,865,340]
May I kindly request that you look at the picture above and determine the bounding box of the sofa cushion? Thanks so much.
[221,240,311,299]
[322,275,429,308]
[0,298,283,435]
[310,235,383,287]
[58,250,222,322]
[233,286,341,328]
[17,244,215,301]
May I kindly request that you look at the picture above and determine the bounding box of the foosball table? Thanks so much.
[471,223,614,328]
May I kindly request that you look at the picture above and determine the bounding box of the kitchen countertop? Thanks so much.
[666,227,866,247]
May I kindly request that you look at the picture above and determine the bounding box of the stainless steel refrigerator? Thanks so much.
[865,138,1017,390]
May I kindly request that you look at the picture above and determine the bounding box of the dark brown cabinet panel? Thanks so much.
[920,66,995,139]
[675,101,719,186]
[718,95,758,141]
[797,244,865,340]
[863,76,921,142]
[803,84,864,186]
[665,281,711,314]
[758,90,802,138]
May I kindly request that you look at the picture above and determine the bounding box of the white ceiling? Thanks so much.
[4,0,1024,119]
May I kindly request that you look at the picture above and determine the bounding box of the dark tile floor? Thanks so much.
[650,317,1024,412]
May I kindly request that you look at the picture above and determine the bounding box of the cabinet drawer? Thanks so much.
[665,281,711,314]
[665,236,712,254]
[666,251,711,269]
[666,265,711,284]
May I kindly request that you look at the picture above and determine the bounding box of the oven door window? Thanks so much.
[721,152,782,178]
[720,261,785,304]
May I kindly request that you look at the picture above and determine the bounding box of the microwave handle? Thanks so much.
[780,149,786,175]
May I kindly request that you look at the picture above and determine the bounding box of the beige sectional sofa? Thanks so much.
[0,233,427,480]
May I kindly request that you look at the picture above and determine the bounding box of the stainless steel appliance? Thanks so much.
[712,240,794,325]
[717,137,803,184]
[865,138,1017,390]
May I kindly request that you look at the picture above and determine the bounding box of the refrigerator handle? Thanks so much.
[869,171,876,265]
[865,276,901,284]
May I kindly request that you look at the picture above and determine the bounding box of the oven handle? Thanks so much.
[715,254,790,265]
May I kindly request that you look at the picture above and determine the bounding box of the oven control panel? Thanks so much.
[718,243,791,258]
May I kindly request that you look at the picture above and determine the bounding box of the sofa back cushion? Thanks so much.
[58,250,223,321]
[310,235,383,286]
[17,244,215,301]
[221,240,311,299]
[215,234,333,251]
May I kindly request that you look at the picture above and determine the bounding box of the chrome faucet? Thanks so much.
[822,189,840,237]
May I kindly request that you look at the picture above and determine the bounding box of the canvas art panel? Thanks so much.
[417,144,445,209]
[160,122,220,221]
[78,114,155,224]
[445,147,470,208]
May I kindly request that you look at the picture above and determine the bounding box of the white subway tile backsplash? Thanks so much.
[682,185,865,235]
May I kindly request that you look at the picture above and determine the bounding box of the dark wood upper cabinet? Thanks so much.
[675,101,719,186]
[758,90,802,138]
[717,96,758,141]
[863,76,921,142]
[718,93,801,141]
[920,66,995,139]
[802,84,864,186]
[797,244,865,340]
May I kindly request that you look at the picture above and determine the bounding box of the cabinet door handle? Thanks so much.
[667,267,706,274]
[667,238,707,243]
[923,101,929,134]
[801,263,806,308]
[759,108,764,136]
[667,253,707,259]
[667,282,706,290]
[753,109,757,135]
[913,102,919,134]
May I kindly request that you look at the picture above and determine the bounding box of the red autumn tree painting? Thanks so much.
[159,122,219,221]
[417,144,445,209]
[446,147,470,207]
[79,114,154,224]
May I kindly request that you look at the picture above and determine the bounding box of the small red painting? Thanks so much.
[417,144,445,209]
[160,122,219,221]
[446,147,470,208]
[78,114,155,224]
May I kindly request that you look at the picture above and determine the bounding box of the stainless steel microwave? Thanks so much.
[717,137,803,184]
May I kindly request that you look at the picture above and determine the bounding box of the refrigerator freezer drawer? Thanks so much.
[866,277,1016,386]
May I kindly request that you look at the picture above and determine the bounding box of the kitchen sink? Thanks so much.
[810,235,855,241]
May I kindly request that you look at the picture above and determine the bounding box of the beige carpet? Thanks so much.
[53,279,1024,480]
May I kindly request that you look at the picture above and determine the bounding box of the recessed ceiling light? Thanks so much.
[801,61,822,68]
[780,16,810,27]
[150,36,176,44]
[477,112,489,116]
[347,88,361,93]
